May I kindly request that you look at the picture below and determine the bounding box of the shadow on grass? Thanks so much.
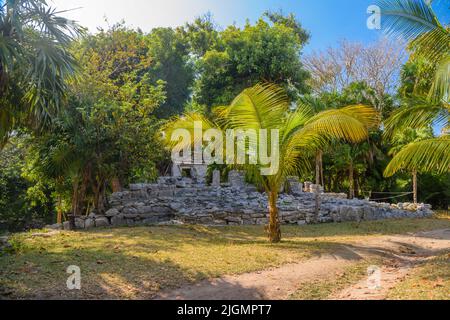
[72,217,450,247]
[0,246,209,300]
[1,220,449,300]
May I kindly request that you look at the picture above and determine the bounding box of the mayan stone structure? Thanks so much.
[46,170,433,231]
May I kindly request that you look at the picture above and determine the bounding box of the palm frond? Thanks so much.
[0,0,82,142]
[217,83,289,130]
[410,27,450,62]
[303,105,378,143]
[281,103,314,143]
[429,55,450,103]
[162,112,216,151]
[384,98,445,138]
[384,136,450,176]
[375,0,442,40]
[336,105,381,129]
[281,130,327,178]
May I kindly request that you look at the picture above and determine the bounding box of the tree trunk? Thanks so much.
[315,151,322,186]
[71,169,90,218]
[111,177,122,193]
[349,162,355,199]
[320,151,324,187]
[94,180,107,215]
[354,174,360,199]
[413,170,418,204]
[267,191,281,243]
[57,196,63,224]
[71,181,80,217]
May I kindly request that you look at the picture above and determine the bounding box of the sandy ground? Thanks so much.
[155,229,450,300]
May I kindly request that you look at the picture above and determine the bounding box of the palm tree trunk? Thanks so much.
[319,151,324,187]
[315,151,322,186]
[355,174,360,199]
[349,161,355,199]
[413,170,418,204]
[267,191,281,243]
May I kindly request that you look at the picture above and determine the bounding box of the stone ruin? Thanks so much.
[46,166,434,231]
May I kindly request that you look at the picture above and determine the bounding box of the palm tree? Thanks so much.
[0,0,82,144]
[376,0,450,177]
[384,98,449,177]
[297,95,327,187]
[165,84,378,242]
[376,0,449,101]
[388,127,434,203]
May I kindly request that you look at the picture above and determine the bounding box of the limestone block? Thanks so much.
[212,170,221,187]
[105,208,120,217]
[95,217,110,228]
[85,218,95,229]
[111,216,126,227]
[229,170,245,189]
[75,218,85,229]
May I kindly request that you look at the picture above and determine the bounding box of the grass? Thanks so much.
[0,216,449,299]
[387,253,450,300]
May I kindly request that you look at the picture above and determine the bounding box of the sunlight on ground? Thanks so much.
[1,217,449,299]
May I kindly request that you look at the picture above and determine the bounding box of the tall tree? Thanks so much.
[389,127,434,203]
[192,13,310,109]
[29,25,167,219]
[0,0,82,143]
[179,13,219,58]
[376,0,449,102]
[378,0,450,177]
[303,39,405,113]
[146,27,194,118]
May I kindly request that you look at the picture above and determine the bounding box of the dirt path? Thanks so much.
[155,229,450,300]
[332,229,450,300]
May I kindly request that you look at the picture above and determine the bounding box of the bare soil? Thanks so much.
[155,229,450,300]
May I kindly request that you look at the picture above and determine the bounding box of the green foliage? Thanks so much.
[165,83,378,241]
[376,0,449,102]
[376,0,449,181]
[146,28,194,118]
[0,138,54,231]
[0,0,83,142]
[179,13,219,57]
[191,13,310,108]
[1,4,449,234]
[399,57,437,98]
[385,136,450,176]
[20,24,170,218]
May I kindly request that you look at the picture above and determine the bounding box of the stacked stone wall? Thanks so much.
[46,171,433,230]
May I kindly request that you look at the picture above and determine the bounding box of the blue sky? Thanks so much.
[50,0,448,53]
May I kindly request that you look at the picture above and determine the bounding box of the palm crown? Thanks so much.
[0,0,83,142]
[165,83,378,242]
[376,0,450,177]
[376,0,449,101]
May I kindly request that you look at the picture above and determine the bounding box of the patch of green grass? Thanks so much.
[281,216,450,241]
[0,217,449,299]
[387,253,450,300]
[289,259,382,300]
